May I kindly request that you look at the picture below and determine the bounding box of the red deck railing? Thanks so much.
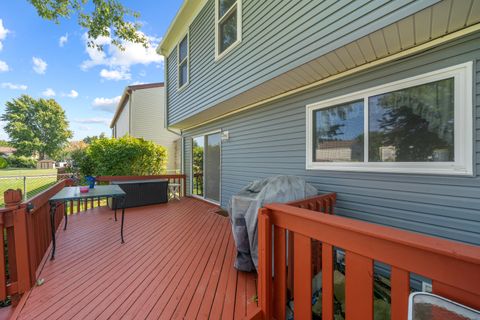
[257,196,480,320]
[0,180,69,303]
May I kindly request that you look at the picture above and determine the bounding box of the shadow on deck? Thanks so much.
[12,198,257,320]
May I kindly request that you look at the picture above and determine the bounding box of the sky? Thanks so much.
[0,0,184,141]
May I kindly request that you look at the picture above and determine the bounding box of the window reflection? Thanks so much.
[369,78,454,162]
[313,100,364,162]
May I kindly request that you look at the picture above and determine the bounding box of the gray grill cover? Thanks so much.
[228,175,317,272]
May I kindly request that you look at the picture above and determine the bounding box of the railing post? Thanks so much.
[258,208,272,319]
[23,176,28,201]
[5,189,33,295]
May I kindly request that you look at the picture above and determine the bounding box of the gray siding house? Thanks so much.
[158,0,480,246]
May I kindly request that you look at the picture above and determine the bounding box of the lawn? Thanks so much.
[0,168,58,206]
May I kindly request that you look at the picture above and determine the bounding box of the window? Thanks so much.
[177,33,189,89]
[306,62,473,175]
[215,0,242,59]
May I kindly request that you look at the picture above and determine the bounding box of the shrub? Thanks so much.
[78,136,167,176]
[6,155,37,168]
[70,147,95,176]
[0,157,7,169]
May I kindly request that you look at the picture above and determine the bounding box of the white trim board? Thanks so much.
[305,62,473,176]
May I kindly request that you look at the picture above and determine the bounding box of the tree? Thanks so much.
[28,0,148,50]
[83,132,106,144]
[2,95,73,160]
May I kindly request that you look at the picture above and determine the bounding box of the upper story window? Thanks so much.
[306,62,473,176]
[177,33,189,89]
[215,0,242,60]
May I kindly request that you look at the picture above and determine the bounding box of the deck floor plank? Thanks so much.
[13,198,257,320]
[20,201,200,319]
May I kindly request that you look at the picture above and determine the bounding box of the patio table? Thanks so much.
[49,185,127,260]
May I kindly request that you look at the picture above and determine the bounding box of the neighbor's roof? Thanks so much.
[0,146,16,154]
[110,83,165,128]
[156,0,208,57]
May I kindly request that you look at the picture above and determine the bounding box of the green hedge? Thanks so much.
[73,136,167,176]
[6,155,37,168]
[0,157,7,169]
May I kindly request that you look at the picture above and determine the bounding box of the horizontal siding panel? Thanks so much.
[184,36,480,246]
[168,0,439,124]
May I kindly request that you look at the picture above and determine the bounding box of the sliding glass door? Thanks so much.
[192,132,221,203]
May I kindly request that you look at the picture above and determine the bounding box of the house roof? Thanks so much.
[110,83,164,128]
[317,140,356,149]
[0,146,16,154]
[156,0,207,56]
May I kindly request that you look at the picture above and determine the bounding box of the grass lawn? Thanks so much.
[0,168,58,206]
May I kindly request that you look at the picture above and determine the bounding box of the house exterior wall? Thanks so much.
[183,34,480,246]
[166,0,439,125]
[115,101,130,138]
[129,87,180,172]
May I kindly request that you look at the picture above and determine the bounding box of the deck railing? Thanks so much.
[0,179,69,303]
[257,198,480,319]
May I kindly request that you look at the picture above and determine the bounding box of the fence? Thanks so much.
[257,194,480,320]
[0,173,75,207]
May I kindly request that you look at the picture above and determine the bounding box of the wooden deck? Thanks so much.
[12,198,258,320]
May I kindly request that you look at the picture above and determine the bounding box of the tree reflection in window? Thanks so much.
[369,78,454,162]
[313,100,364,162]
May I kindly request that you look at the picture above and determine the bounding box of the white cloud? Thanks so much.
[59,33,68,47]
[1,82,27,90]
[64,89,79,98]
[32,57,47,74]
[0,19,9,51]
[0,60,8,72]
[75,117,110,125]
[100,68,131,81]
[81,31,163,81]
[78,125,93,131]
[42,88,56,97]
[92,96,121,113]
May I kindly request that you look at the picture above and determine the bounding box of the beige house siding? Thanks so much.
[114,101,130,138]
[111,85,180,172]
[130,87,180,172]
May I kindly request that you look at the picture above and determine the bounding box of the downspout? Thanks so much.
[127,91,132,135]
[162,54,183,174]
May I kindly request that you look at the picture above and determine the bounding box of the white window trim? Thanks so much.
[215,0,242,61]
[190,130,222,205]
[306,62,473,176]
[177,31,189,91]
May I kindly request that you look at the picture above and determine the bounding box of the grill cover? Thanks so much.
[228,175,317,271]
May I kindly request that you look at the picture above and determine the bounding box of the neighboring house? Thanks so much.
[110,83,181,173]
[158,0,480,247]
[0,146,16,156]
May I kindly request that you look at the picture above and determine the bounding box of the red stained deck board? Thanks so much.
[13,198,257,320]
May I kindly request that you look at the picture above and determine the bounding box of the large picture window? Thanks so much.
[306,62,473,175]
[177,33,189,89]
[215,0,242,59]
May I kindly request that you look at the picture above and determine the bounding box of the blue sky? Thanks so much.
[0,0,183,140]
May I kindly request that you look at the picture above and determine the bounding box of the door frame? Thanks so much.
[190,130,222,205]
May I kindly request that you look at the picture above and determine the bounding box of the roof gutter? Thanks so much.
[110,88,131,128]
[156,0,208,56]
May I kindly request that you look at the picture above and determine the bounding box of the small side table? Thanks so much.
[168,183,181,201]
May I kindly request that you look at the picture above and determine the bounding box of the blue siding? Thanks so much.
[166,0,439,125]
[184,34,480,246]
